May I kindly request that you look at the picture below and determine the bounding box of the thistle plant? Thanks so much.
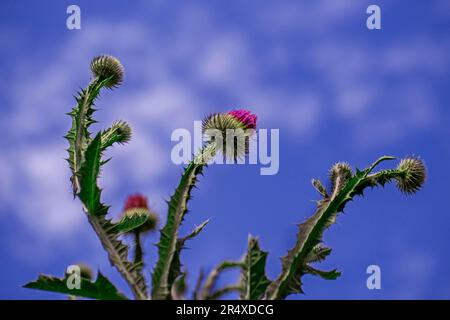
[24,56,426,300]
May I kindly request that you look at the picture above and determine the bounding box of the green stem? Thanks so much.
[200,261,242,300]
[152,143,215,300]
[208,285,241,300]
[134,231,143,266]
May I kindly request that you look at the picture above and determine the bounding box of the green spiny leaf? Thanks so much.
[65,79,108,196]
[201,260,242,300]
[312,178,328,198]
[264,156,399,300]
[304,266,341,280]
[76,135,148,299]
[181,219,210,242]
[88,215,148,299]
[305,244,332,264]
[193,269,205,300]
[24,272,127,300]
[78,133,108,216]
[171,273,188,300]
[113,211,149,233]
[240,236,271,300]
[168,219,210,293]
[62,62,148,300]
[152,162,205,300]
[208,285,242,300]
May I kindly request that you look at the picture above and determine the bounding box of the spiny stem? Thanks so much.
[134,232,143,266]
[200,261,242,300]
[208,285,242,300]
[87,214,147,300]
[152,143,215,300]
[71,79,103,194]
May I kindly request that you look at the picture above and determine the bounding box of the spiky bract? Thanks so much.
[90,55,124,88]
[202,110,257,161]
[395,157,426,194]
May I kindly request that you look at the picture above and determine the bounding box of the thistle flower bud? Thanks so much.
[329,162,353,193]
[202,109,257,132]
[112,120,132,144]
[90,55,124,88]
[101,120,132,150]
[202,113,245,133]
[122,194,159,233]
[395,157,426,194]
[202,109,257,161]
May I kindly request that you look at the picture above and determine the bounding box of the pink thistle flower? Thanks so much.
[122,194,159,233]
[124,193,149,211]
[201,109,258,162]
[228,109,257,130]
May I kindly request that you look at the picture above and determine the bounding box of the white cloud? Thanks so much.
[277,93,322,139]
[383,39,449,75]
[0,156,13,203]
[102,130,168,190]
[256,0,358,34]
[305,38,444,148]
[109,82,200,130]
[5,145,83,236]
[336,86,376,119]
[196,33,257,86]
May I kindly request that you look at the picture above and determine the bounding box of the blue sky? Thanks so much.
[0,0,449,299]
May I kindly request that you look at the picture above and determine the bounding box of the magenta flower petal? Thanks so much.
[124,193,149,211]
[228,109,257,130]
